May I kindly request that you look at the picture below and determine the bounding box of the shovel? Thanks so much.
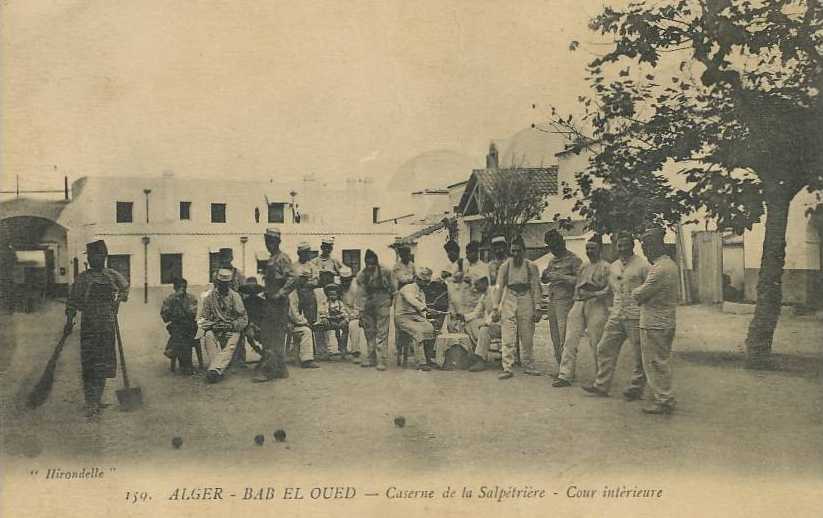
[114,316,143,411]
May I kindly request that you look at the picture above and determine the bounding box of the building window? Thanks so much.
[372,207,380,224]
[211,203,226,223]
[160,254,183,284]
[268,203,285,224]
[107,255,131,284]
[342,249,361,273]
[180,201,191,220]
[116,202,133,223]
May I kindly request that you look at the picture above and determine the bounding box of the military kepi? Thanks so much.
[86,239,108,256]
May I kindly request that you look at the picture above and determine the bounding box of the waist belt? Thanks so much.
[508,284,530,296]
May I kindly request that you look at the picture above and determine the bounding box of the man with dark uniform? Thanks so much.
[65,240,129,418]
[252,227,297,382]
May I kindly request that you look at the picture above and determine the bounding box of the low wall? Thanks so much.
[744,268,823,307]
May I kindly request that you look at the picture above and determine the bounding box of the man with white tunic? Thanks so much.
[287,283,320,369]
[553,236,611,387]
[634,228,679,414]
[491,237,542,380]
[200,269,248,383]
[311,236,344,282]
[395,267,436,371]
[463,276,495,372]
[582,232,649,398]
[454,240,490,327]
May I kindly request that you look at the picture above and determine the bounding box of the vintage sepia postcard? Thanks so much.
[2,1,821,517]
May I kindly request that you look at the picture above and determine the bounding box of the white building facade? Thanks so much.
[4,174,417,296]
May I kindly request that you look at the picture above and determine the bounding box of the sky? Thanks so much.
[1,0,612,191]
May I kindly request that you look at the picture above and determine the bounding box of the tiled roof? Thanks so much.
[457,166,558,215]
[476,167,557,195]
[393,220,447,246]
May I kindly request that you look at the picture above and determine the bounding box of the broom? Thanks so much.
[26,323,74,409]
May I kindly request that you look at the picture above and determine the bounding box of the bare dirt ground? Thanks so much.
[1,298,821,479]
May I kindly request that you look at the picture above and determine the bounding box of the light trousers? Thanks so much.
[593,318,646,393]
[348,319,366,356]
[291,326,316,362]
[204,330,240,375]
[557,297,609,382]
[500,291,535,373]
[640,327,676,407]
[546,297,575,366]
[465,319,490,360]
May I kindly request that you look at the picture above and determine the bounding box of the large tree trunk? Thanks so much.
[744,187,795,369]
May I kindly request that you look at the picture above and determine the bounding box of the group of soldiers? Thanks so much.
[65,224,678,419]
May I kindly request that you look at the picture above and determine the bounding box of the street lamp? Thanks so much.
[141,235,150,303]
[240,236,248,276]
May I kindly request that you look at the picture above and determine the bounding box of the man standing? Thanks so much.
[582,232,649,399]
[294,242,326,358]
[541,229,583,370]
[553,236,611,387]
[492,237,542,380]
[200,269,248,383]
[356,249,395,370]
[161,277,199,375]
[633,228,679,414]
[312,236,343,284]
[253,227,296,383]
[65,240,129,418]
[487,235,508,286]
[395,267,436,371]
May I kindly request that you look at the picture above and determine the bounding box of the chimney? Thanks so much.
[486,142,499,169]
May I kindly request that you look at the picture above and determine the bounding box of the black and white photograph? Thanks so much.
[1,1,821,517]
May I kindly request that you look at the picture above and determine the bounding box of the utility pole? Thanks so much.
[142,236,150,303]
[240,236,248,276]
[143,189,152,223]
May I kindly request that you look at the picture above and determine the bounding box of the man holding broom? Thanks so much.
[65,240,129,418]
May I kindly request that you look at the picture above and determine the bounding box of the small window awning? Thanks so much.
[15,250,46,267]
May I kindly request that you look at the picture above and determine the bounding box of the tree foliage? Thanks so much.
[478,169,549,246]
[549,0,823,366]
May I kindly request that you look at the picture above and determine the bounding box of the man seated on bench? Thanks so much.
[287,274,320,369]
[395,267,436,371]
[161,277,200,375]
[200,269,248,383]
[463,276,496,372]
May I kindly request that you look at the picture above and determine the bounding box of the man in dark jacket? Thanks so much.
[65,240,129,418]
